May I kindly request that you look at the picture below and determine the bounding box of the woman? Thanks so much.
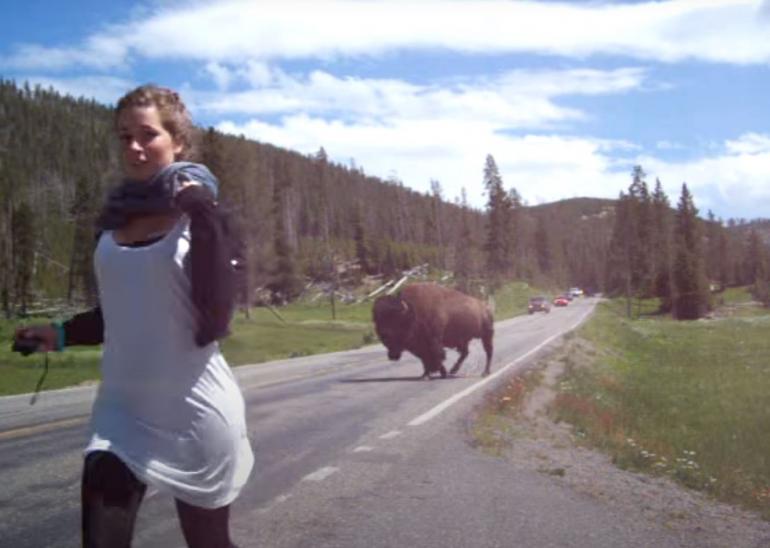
[14,84,253,548]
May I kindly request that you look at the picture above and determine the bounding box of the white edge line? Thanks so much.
[407,306,595,427]
[258,493,292,514]
[302,466,339,482]
[379,430,401,440]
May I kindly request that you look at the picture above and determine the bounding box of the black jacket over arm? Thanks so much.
[177,184,236,346]
[63,185,235,348]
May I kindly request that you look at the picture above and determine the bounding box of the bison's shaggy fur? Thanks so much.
[372,282,494,378]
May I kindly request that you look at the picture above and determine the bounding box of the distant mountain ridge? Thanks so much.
[728,219,770,245]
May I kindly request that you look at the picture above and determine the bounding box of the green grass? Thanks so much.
[491,281,537,320]
[720,286,756,305]
[0,316,102,395]
[0,304,375,396]
[221,307,374,365]
[550,287,770,516]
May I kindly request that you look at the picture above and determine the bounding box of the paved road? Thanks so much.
[0,298,683,547]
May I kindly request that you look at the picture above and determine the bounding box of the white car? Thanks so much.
[569,287,583,298]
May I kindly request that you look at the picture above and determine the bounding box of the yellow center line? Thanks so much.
[0,416,89,441]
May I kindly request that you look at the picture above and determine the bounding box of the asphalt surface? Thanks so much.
[0,298,686,547]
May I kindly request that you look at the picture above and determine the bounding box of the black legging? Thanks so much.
[81,451,235,548]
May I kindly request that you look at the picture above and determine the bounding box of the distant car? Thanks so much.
[528,296,551,314]
[569,287,583,298]
[553,295,570,307]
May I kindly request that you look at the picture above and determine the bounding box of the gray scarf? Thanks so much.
[97,162,219,230]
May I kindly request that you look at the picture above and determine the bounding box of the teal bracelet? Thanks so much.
[51,322,65,351]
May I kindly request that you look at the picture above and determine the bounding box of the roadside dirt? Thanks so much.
[473,338,770,548]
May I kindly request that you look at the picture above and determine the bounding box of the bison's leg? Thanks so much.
[449,342,469,375]
[426,337,447,379]
[481,331,494,377]
[418,350,439,379]
[435,351,448,379]
[420,357,447,379]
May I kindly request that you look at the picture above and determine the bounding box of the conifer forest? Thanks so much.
[1,80,768,320]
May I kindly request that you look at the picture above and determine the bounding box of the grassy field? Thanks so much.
[549,289,770,516]
[0,317,103,396]
[0,279,537,396]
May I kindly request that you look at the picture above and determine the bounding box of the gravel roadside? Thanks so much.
[471,339,770,548]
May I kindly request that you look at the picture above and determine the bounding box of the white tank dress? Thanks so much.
[85,216,254,509]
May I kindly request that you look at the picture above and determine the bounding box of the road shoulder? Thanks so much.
[469,338,770,548]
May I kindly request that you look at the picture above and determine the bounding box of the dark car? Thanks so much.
[528,296,551,314]
[553,295,570,307]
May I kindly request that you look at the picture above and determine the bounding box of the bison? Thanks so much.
[372,282,494,379]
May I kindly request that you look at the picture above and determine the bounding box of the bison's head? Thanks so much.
[372,294,415,361]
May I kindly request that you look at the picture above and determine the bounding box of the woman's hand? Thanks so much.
[13,325,58,354]
[175,178,202,196]
[174,179,215,213]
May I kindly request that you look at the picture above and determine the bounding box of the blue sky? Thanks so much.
[2,0,769,220]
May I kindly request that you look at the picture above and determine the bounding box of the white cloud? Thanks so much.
[3,1,770,70]
[656,140,685,150]
[216,113,630,207]
[0,28,131,71]
[637,133,770,219]
[217,107,770,220]
[724,132,770,154]
[203,62,233,90]
[0,43,123,71]
[205,63,652,208]
[3,1,766,221]
[195,66,645,133]
[236,61,275,87]
[123,0,770,66]
[495,67,647,96]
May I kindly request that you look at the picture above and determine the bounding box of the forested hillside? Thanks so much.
[1,80,768,319]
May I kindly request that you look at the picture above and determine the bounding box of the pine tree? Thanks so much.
[381,243,398,278]
[11,200,36,314]
[704,210,722,286]
[717,229,731,290]
[0,134,15,318]
[268,160,302,303]
[200,127,227,182]
[605,191,634,312]
[534,216,552,276]
[746,230,769,305]
[454,188,475,293]
[352,203,370,277]
[430,179,446,269]
[508,187,523,278]
[672,183,710,319]
[482,154,513,290]
[605,166,658,316]
[67,174,99,305]
[651,179,673,312]
[314,147,339,318]
[628,166,653,300]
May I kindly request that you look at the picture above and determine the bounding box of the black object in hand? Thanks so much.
[12,334,44,356]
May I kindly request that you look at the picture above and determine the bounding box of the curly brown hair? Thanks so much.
[115,84,195,160]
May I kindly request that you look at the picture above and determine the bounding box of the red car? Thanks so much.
[553,295,570,307]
